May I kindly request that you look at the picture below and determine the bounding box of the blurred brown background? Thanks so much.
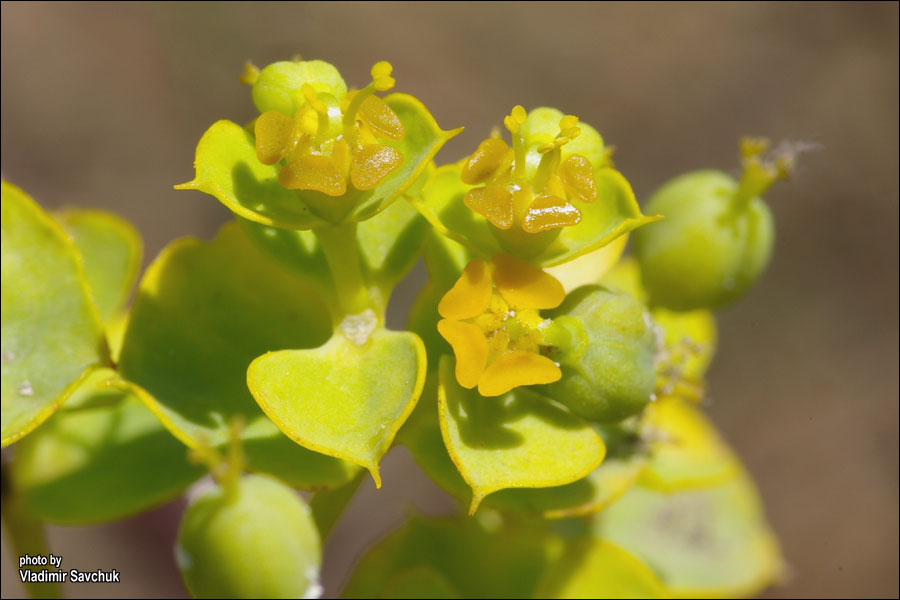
[1,2,897,598]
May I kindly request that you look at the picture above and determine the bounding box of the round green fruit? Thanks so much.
[633,170,774,311]
[545,287,656,423]
[176,473,321,599]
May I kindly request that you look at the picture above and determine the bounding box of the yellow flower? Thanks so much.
[252,61,405,196]
[459,106,601,233]
[437,254,566,396]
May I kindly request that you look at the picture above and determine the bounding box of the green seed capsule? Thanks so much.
[545,287,656,423]
[633,139,793,311]
[633,170,774,311]
[176,474,321,599]
[252,60,347,117]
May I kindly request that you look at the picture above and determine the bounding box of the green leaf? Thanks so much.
[248,328,426,486]
[414,165,657,268]
[357,198,429,293]
[596,478,783,598]
[398,374,474,507]
[413,164,501,260]
[54,209,142,324]
[437,356,606,514]
[422,228,472,290]
[487,451,647,520]
[240,198,428,313]
[403,389,646,519]
[176,120,327,230]
[380,567,461,599]
[639,397,741,491]
[1,180,107,447]
[118,222,358,489]
[535,169,658,267]
[342,516,558,599]
[12,369,203,524]
[238,217,334,299]
[178,95,459,229]
[537,539,667,599]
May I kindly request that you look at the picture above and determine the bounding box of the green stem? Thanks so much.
[732,159,776,211]
[1,465,63,599]
[313,223,371,317]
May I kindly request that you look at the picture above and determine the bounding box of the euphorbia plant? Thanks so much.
[1,56,796,599]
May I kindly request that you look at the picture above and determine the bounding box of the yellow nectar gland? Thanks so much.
[437,254,566,397]
[460,107,600,234]
[253,61,405,196]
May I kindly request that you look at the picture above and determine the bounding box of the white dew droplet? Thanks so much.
[19,380,34,397]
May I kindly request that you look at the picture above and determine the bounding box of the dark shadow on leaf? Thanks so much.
[231,161,321,226]
[244,433,358,491]
[18,396,203,524]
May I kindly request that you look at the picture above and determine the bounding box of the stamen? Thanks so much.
[532,147,562,192]
[370,61,396,92]
[342,61,397,150]
[505,105,528,180]
[538,115,581,153]
[503,105,527,135]
[301,84,332,141]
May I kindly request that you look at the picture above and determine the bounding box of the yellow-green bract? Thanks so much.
[1,181,108,447]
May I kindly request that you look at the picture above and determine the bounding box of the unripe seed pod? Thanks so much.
[252,60,347,117]
[544,287,656,423]
[176,474,321,599]
[633,145,785,312]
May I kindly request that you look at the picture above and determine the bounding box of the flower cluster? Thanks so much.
[437,253,565,396]
[251,61,404,196]
[461,106,601,234]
